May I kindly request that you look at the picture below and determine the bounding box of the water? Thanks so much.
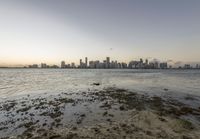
[0,69,200,138]
[0,69,200,99]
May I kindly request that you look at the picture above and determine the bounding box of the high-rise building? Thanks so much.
[184,64,191,69]
[41,63,47,68]
[61,61,65,68]
[80,59,82,68]
[85,57,88,68]
[106,57,110,68]
[160,63,168,69]
[29,64,38,68]
[145,59,148,65]
[71,63,75,68]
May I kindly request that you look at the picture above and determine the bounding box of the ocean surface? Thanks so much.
[0,69,200,99]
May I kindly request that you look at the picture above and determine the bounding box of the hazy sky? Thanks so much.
[0,0,200,66]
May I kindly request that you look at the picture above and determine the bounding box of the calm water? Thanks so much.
[0,69,200,99]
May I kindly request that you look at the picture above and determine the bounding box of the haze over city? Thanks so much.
[0,0,200,67]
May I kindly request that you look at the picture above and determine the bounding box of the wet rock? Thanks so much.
[103,111,108,116]
[92,83,100,86]
[108,114,114,117]
[55,118,61,123]
[92,127,100,133]
[43,123,47,126]
[72,127,77,130]
[80,114,86,117]
[119,105,125,111]
[164,88,169,91]
[158,117,166,122]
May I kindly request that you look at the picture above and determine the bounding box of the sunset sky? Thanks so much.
[0,0,200,66]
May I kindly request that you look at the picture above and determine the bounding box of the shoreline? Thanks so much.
[0,87,200,139]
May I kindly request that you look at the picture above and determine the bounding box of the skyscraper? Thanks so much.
[41,63,47,68]
[61,61,65,68]
[80,59,82,67]
[106,57,110,68]
[85,57,88,68]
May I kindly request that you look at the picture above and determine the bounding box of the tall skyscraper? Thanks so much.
[41,63,47,68]
[61,61,65,68]
[106,57,110,68]
[80,59,82,68]
[85,57,88,68]
[145,59,148,65]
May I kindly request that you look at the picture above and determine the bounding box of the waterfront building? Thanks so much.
[121,62,127,69]
[145,59,148,65]
[61,61,65,68]
[89,61,95,68]
[85,57,88,68]
[184,64,191,69]
[80,59,83,68]
[29,64,38,68]
[106,57,110,68]
[71,63,76,68]
[50,65,59,68]
[196,64,199,69]
[160,63,168,69]
[41,63,47,68]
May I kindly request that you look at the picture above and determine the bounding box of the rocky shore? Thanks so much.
[0,87,200,139]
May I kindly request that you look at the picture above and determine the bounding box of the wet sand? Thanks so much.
[0,87,200,139]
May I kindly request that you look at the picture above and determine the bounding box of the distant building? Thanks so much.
[148,62,159,69]
[50,65,59,68]
[121,62,127,69]
[71,63,76,68]
[160,63,168,69]
[196,64,199,69]
[80,59,83,68]
[145,59,148,65]
[128,61,138,69]
[85,57,88,68]
[29,64,38,68]
[184,64,191,69]
[106,57,110,68]
[41,63,47,68]
[154,62,159,69]
[89,61,95,68]
[61,61,65,68]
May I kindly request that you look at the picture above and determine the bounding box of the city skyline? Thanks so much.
[0,0,200,66]
[10,57,199,69]
[0,56,200,68]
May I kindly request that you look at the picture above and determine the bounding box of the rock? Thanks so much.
[164,88,169,91]
[119,105,125,111]
[103,111,108,116]
[92,83,100,86]
[80,114,86,117]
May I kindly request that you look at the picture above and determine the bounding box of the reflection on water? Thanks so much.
[0,69,200,98]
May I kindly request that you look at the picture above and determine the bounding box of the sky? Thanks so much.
[0,0,200,66]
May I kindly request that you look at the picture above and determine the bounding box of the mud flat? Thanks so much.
[0,87,200,139]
